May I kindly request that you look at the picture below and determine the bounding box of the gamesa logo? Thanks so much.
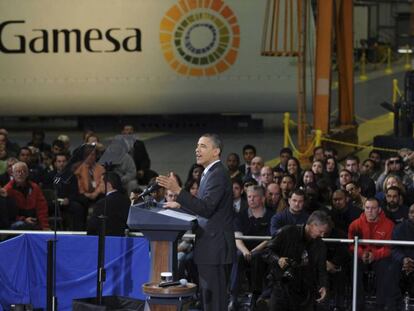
[160,0,240,76]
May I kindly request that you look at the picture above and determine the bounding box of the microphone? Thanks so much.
[139,182,161,197]
[159,279,188,288]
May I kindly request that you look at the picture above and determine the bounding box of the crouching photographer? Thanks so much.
[262,210,331,311]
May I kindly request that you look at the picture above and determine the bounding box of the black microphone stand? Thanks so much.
[94,135,135,304]
[96,164,110,305]
[46,175,61,311]
[46,143,96,311]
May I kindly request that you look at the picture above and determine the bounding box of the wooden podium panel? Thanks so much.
[143,282,197,311]
[150,241,173,283]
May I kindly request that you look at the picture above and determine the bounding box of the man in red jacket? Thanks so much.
[348,198,399,311]
[4,161,49,230]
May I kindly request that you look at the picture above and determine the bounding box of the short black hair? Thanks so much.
[369,150,381,157]
[345,155,360,164]
[386,186,401,196]
[227,152,240,164]
[32,129,45,139]
[279,147,293,156]
[242,144,256,154]
[289,188,305,198]
[52,139,65,150]
[104,171,124,191]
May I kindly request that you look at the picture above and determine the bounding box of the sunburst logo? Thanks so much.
[160,0,240,76]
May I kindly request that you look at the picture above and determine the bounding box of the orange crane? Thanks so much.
[314,0,356,141]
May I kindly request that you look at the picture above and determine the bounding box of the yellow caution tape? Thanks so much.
[287,132,316,157]
[321,137,400,153]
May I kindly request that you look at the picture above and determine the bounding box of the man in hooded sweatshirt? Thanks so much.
[348,197,399,311]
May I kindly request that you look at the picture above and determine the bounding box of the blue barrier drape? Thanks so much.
[0,234,150,311]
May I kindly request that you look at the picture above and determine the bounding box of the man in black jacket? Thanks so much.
[87,172,130,236]
[157,133,236,311]
[263,210,330,311]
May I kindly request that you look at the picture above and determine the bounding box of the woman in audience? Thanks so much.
[299,169,315,189]
[184,178,199,197]
[286,157,302,184]
[311,159,325,182]
[185,163,203,184]
[324,156,339,189]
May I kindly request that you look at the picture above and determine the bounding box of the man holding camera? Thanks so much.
[263,210,330,311]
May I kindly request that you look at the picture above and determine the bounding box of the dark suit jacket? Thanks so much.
[87,191,131,236]
[177,161,236,265]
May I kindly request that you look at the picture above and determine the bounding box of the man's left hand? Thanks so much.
[156,174,182,194]
[316,287,327,303]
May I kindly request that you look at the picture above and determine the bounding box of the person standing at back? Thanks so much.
[157,133,236,311]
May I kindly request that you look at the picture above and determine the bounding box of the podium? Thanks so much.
[127,204,197,311]
[127,203,196,283]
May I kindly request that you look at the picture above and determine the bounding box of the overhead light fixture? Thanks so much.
[398,47,413,54]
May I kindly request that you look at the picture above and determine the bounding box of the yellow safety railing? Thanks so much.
[393,78,403,103]
[358,45,414,80]
[283,113,319,157]
[384,47,393,74]
[283,112,316,157]
[282,78,403,157]
[320,136,399,153]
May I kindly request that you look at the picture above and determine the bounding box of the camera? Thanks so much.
[281,258,298,283]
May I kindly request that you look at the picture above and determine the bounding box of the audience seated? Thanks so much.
[279,174,295,204]
[382,186,409,224]
[327,189,362,237]
[264,183,286,214]
[0,158,17,187]
[232,179,248,215]
[43,153,85,230]
[56,134,71,155]
[0,129,20,157]
[227,153,243,180]
[270,189,309,236]
[345,181,366,210]
[73,145,105,224]
[249,156,264,184]
[392,204,414,299]
[185,163,203,184]
[229,185,272,310]
[4,161,49,230]
[345,155,376,197]
[259,166,273,189]
[5,128,414,310]
[324,156,339,189]
[286,157,301,184]
[239,144,257,178]
[348,198,400,311]
[273,147,292,173]
[27,129,51,152]
[0,187,17,229]
[0,145,7,174]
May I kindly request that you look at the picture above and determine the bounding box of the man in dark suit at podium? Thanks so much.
[157,133,236,311]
